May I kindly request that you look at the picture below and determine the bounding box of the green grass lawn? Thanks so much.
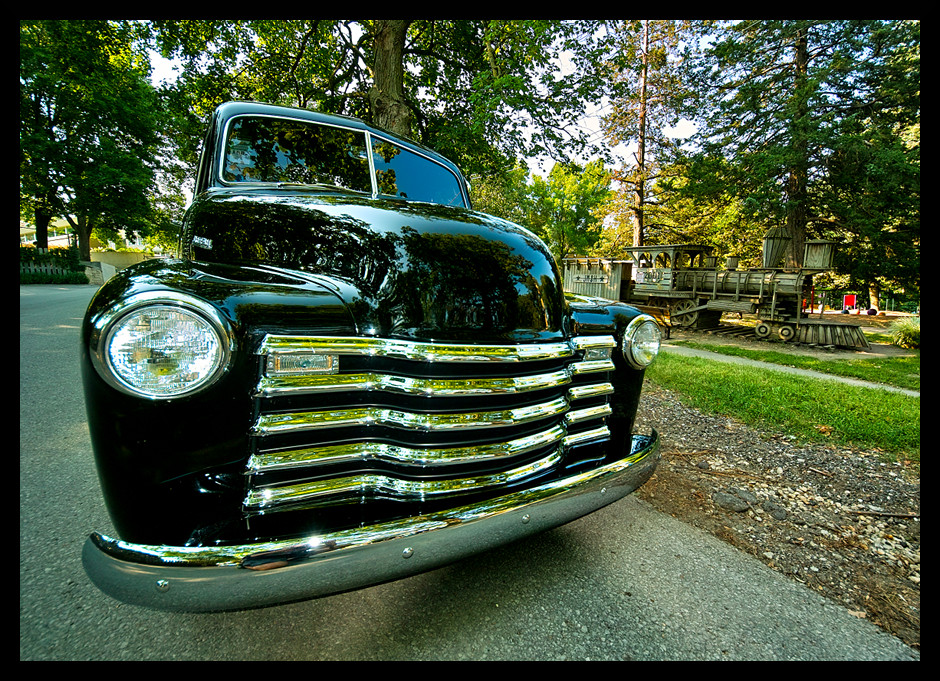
[645,351,920,462]
[668,338,920,392]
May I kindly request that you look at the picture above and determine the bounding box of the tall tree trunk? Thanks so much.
[33,206,52,250]
[785,25,809,268]
[66,214,93,261]
[633,20,649,248]
[369,20,412,138]
[868,283,881,311]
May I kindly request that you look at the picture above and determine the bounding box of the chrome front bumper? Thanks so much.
[82,431,659,612]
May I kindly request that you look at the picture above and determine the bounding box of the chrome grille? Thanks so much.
[245,334,616,516]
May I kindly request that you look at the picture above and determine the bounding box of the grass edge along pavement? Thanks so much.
[645,352,920,463]
[667,338,920,393]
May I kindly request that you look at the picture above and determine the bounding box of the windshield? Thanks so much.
[223,116,372,191]
[221,115,467,207]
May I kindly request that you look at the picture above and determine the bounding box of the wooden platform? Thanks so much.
[795,320,870,350]
[686,321,870,350]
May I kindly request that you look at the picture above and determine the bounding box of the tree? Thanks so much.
[147,20,614,180]
[524,159,610,264]
[601,20,698,247]
[20,20,161,259]
[812,20,920,306]
[369,20,411,136]
[682,19,920,288]
[468,163,530,226]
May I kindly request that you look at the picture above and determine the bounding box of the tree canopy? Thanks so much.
[20,20,162,257]
[665,19,920,302]
[145,20,615,177]
[19,19,919,303]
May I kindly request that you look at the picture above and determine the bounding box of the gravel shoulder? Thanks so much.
[632,322,920,649]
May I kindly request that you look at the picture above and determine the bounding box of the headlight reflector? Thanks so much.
[92,293,231,399]
[623,315,662,369]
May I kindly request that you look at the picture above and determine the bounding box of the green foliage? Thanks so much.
[647,20,919,296]
[641,155,766,266]
[890,317,920,349]
[19,245,82,269]
[600,20,698,247]
[147,20,615,181]
[20,20,164,259]
[20,18,918,299]
[523,160,611,263]
[19,270,89,285]
[468,163,530,225]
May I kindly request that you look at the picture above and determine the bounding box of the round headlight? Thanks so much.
[623,315,662,369]
[93,293,232,399]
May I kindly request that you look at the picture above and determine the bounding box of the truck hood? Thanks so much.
[183,188,565,341]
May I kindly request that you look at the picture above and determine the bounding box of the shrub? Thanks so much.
[890,316,920,349]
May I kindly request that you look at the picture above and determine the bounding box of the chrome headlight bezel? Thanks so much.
[88,291,234,400]
[622,314,662,369]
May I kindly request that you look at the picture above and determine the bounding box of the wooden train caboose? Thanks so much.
[562,231,869,350]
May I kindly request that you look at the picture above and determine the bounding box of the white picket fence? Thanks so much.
[20,261,74,277]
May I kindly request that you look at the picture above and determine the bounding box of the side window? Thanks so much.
[373,139,465,207]
[223,117,371,192]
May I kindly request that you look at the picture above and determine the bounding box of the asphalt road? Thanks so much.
[20,285,919,661]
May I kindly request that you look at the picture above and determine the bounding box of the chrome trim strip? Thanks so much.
[256,368,573,398]
[253,396,570,435]
[82,432,659,612]
[259,335,579,363]
[562,425,612,448]
[570,336,617,350]
[247,424,567,473]
[570,359,616,375]
[245,449,564,511]
[567,382,614,400]
[565,403,613,425]
[258,334,616,364]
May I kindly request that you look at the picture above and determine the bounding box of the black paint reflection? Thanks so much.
[185,190,563,341]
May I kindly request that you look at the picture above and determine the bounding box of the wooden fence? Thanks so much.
[19,261,75,277]
[19,246,88,283]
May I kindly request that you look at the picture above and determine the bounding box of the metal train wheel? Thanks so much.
[777,324,796,341]
[754,322,772,338]
[670,299,699,327]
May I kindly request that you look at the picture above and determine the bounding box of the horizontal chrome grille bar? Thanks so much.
[246,333,619,516]
[259,335,617,363]
[568,382,614,400]
[256,368,573,398]
[244,426,611,513]
[565,403,613,425]
[245,448,565,511]
[247,424,568,473]
[570,359,615,375]
[563,425,612,448]
[253,396,570,435]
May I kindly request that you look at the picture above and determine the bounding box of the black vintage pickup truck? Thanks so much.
[80,101,662,611]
